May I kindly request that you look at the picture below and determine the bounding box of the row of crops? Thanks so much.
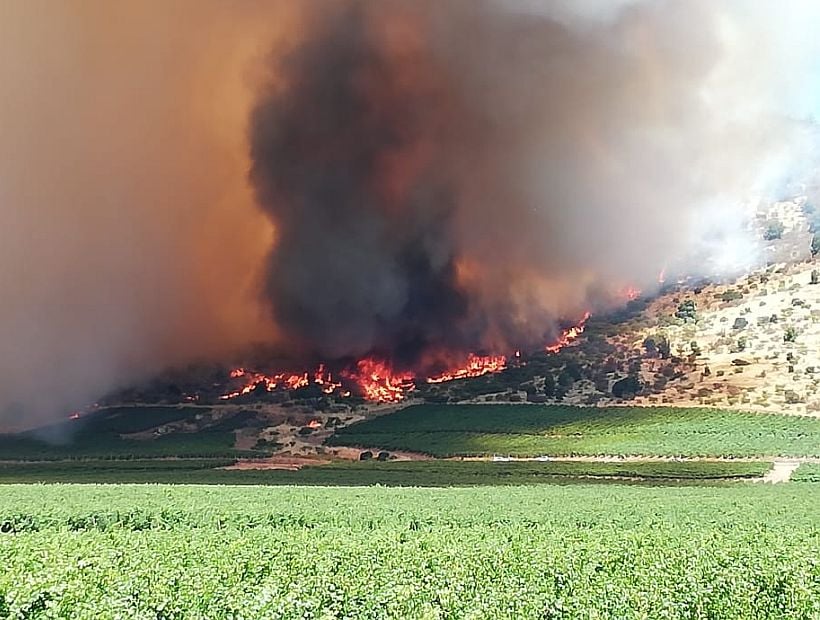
[330,405,820,457]
[1,483,818,618]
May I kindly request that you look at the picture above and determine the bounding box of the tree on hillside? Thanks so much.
[611,375,642,399]
[763,219,785,241]
[675,300,697,322]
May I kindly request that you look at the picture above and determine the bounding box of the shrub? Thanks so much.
[611,376,642,399]
[763,219,784,240]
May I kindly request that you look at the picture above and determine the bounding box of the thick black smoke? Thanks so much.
[250,5,472,365]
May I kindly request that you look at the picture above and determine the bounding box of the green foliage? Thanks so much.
[0,459,770,486]
[763,219,785,240]
[330,405,820,458]
[792,463,820,482]
[784,326,798,343]
[675,299,697,322]
[611,375,642,398]
[721,289,744,303]
[0,484,817,618]
[0,406,272,460]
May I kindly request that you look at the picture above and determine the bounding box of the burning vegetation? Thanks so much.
[211,312,593,404]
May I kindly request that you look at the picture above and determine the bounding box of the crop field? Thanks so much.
[0,484,818,619]
[792,463,820,483]
[0,459,771,486]
[330,405,820,457]
[0,407,269,460]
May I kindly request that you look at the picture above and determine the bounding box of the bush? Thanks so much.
[721,290,744,303]
[611,376,642,399]
[675,300,697,322]
[784,326,798,343]
[763,219,784,240]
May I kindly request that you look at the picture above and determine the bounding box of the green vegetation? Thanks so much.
[0,407,270,460]
[792,463,820,483]
[763,219,785,240]
[330,405,820,458]
[0,484,817,618]
[0,459,770,486]
[675,299,697,321]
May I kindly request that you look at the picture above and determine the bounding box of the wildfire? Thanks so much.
[545,311,591,354]
[220,368,310,400]
[623,286,641,301]
[342,357,415,403]
[217,313,593,404]
[426,353,507,384]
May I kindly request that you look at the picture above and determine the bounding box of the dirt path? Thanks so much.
[760,459,802,483]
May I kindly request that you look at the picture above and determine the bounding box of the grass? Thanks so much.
[0,484,817,618]
[330,404,820,457]
[0,459,770,486]
[792,463,820,482]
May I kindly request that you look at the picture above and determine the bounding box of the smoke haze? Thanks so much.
[1,1,818,428]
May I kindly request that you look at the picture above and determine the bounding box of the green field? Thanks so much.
[792,463,820,483]
[0,407,269,460]
[330,405,820,457]
[0,484,817,619]
[0,459,771,486]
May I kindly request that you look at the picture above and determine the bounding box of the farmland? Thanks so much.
[330,404,820,457]
[1,483,818,619]
[0,459,771,486]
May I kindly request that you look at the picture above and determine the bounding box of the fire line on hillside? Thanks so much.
[217,312,593,403]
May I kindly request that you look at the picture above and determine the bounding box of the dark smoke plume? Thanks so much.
[250,1,815,366]
[250,5,468,365]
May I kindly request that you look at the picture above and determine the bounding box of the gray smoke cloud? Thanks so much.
[1,0,818,429]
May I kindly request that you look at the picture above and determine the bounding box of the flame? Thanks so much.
[658,266,666,284]
[220,368,312,400]
[545,311,591,354]
[426,353,507,384]
[622,286,641,301]
[217,313,592,403]
[342,357,415,402]
[306,418,322,429]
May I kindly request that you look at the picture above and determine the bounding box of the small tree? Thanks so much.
[784,326,798,343]
[811,269,820,285]
[763,219,785,241]
[656,335,671,359]
[735,336,747,352]
[675,299,697,322]
[812,233,820,256]
[612,375,642,399]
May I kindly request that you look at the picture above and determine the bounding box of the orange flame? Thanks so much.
[622,286,641,301]
[220,369,312,400]
[426,353,507,384]
[342,357,415,403]
[545,311,591,354]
